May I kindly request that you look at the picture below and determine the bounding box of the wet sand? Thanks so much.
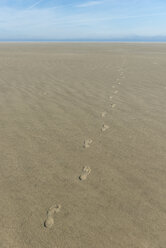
[0,43,166,248]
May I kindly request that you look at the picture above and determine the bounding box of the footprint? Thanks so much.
[111,103,116,108]
[114,90,118,94]
[44,204,61,228]
[101,111,107,118]
[101,124,109,132]
[83,139,93,148]
[79,166,91,180]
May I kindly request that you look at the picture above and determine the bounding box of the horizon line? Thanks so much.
[0,39,166,42]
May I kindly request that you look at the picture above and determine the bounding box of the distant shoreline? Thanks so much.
[0,40,166,43]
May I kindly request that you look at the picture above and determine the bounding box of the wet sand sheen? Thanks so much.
[0,43,166,248]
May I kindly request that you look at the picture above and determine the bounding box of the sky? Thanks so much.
[0,0,166,41]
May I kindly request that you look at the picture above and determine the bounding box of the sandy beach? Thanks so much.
[0,43,166,248]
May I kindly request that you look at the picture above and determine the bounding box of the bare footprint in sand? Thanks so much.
[114,90,118,94]
[79,166,91,180]
[101,111,107,118]
[83,139,93,148]
[44,204,61,228]
[111,103,116,108]
[101,124,109,132]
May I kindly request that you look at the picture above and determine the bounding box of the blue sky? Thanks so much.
[0,0,166,41]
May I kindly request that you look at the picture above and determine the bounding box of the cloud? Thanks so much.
[76,1,103,8]
[111,12,166,20]
[28,0,43,10]
[0,1,166,40]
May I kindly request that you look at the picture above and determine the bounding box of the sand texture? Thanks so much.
[0,43,166,248]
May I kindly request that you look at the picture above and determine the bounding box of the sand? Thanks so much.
[0,42,166,248]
